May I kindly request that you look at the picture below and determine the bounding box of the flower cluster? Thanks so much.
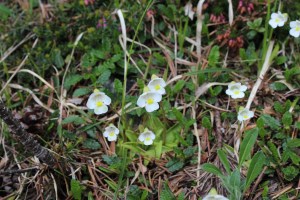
[269,11,300,38]
[137,75,166,113]
[225,82,254,122]
[86,82,159,144]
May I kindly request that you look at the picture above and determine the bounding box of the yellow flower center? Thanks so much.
[275,18,280,23]
[96,101,103,107]
[155,84,161,90]
[233,90,240,95]
[145,137,151,141]
[147,98,154,105]
[243,115,249,119]
[296,26,300,31]
[109,132,115,137]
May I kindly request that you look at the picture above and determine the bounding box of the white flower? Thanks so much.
[268,11,288,28]
[86,89,111,115]
[202,194,229,200]
[225,82,247,99]
[238,107,254,122]
[184,1,195,20]
[103,124,119,141]
[148,75,167,95]
[138,128,155,145]
[289,20,300,38]
[203,188,229,200]
[137,89,162,112]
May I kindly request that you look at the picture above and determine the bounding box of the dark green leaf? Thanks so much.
[208,46,220,67]
[62,115,85,125]
[260,114,281,130]
[239,128,258,167]
[73,88,91,97]
[244,152,265,191]
[217,149,231,174]
[202,163,223,177]
[64,74,82,90]
[282,112,293,127]
[82,139,101,150]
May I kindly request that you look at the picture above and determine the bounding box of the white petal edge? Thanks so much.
[145,102,159,112]
[94,105,108,115]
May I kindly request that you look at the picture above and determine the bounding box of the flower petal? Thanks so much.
[144,138,153,145]
[151,92,162,102]
[231,92,245,99]
[94,105,108,115]
[137,94,146,107]
[103,130,109,137]
[107,134,117,141]
[145,102,159,112]
[290,28,300,37]
[103,95,111,105]
[86,93,97,109]
[138,133,146,142]
[240,85,247,91]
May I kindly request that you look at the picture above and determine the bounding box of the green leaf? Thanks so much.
[282,112,293,127]
[82,139,101,150]
[260,114,281,130]
[173,80,185,94]
[160,183,176,200]
[73,88,91,97]
[64,74,82,90]
[71,179,82,200]
[269,82,287,91]
[286,138,300,148]
[0,4,12,20]
[229,169,241,191]
[217,149,231,174]
[51,49,64,68]
[202,163,223,177]
[244,151,265,191]
[275,56,287,65]
[97,70,111,84]
[282,166,299,181]
[239,128,258,167]
[201,116,212,130]
[165,158,184,172]
[208,45,220,67]
[62,115,85,125]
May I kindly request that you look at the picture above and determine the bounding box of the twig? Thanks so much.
[0,166,39,175]
[0,101,55,167]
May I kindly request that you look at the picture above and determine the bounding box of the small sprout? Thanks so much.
[138,128,156,145]
[147,75,167,95]
[103,124,119,142]
[238,107,254,122]
[268,11,288,28]
[202,188,229,200]
[86,89,111,115]
[289,20,300,38]
[137,87,162,113]
[184,1,195,20]
[225,82,247,99]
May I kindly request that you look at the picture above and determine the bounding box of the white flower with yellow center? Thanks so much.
[238,107,254,122]
[137,87,162,112]
[268,11,288,28]
[203,188,229,200]
[289,20,300,38]
[225,82,247,99]
[86,89,111,115]
[138,128,156,145]
[103,124,119,141]
[148,74,167,95]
